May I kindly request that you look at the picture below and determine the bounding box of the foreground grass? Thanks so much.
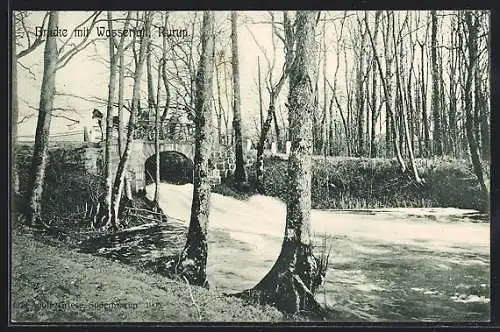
[11,227,285,323]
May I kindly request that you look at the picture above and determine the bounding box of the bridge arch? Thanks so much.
[144,151,194,185]
[125,140,195,192]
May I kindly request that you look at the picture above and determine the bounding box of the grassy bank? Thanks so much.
[214,155,489,212]
[11,227,285,322]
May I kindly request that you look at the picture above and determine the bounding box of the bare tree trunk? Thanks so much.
[159,12,171,134]
[117,55,125,156]
[215,62,223,144]
[356,14,368,157]
[406,16,419,156]
[475,15,489,161]
[12,12,50,198]
[330,14,347,156]
[154,11,171,208]
[26,11,59,226]
[117,42,133,201]
[147,37,155,129]
[419,41,430,157]
[154,58,162,209]
[321,22,328,156]
[240,11,327,314]
[438,46,449,155]
[273,107,281,151]
[256,99,275,191]
[448,17,459,157]
[109,12,150,230]
[258,57,264,133]
[175,11,215,287]
[231,11,247,185]
[370,11,381,158]
[328,97,334,156]
[367,11,406,171]
[464,11,488,195]
[98,11,119,227]
[223,57,231,145]
[393,19,423,184]
[255,12,294,192]
[431,11,443,156]
[383,14,393,158]
[415,73,422,156]
[147,30,160,208]
[95,11,133,228]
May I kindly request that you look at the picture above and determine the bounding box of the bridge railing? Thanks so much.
[133,119,195,143]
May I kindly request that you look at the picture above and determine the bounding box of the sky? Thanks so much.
[15,11,284,140]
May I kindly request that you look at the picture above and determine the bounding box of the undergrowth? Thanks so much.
[214,155,489,212]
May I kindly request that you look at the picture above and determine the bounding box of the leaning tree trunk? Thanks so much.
[238,11,327,314]
[255,100,276,192]
[26,11,59,226]
[231,11,247,185]
[154,11,171,209]
[175,11,215,287]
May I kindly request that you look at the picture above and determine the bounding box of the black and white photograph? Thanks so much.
[10,10,491,323]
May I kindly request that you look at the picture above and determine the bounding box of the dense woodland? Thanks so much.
[12,10,490,316]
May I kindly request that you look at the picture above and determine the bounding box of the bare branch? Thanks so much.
[56,11,103,70]
[17,61,37,79]
[16,12,49,58]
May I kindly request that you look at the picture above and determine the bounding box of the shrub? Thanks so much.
[14,145,102,222]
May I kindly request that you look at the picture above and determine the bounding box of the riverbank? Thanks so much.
[214,155,489,212]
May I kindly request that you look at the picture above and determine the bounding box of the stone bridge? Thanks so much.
[34,126,287,194]
[106,139,256,193]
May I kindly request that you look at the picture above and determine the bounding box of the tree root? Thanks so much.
[292,274,324,314]
[162,249,210,290]
[233,268,327,317]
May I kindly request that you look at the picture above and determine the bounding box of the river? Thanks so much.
[145,183,490,322]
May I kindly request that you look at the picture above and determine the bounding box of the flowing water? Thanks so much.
[144,183,490,322]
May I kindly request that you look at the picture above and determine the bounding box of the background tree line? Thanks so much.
[251,11,490,161]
